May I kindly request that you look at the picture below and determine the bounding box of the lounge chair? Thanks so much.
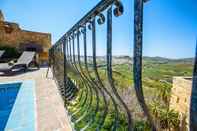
[0,50,5,58]
[0,51,39,74]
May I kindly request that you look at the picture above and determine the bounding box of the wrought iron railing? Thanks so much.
[49,0,197,131]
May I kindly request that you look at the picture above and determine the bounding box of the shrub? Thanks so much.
[0,45,20,58]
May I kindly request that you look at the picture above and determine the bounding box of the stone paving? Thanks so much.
[0,68,72,131]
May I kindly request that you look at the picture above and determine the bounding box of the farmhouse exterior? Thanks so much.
[0,10,51,65]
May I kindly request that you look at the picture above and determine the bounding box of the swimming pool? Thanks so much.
[0,81,36,131]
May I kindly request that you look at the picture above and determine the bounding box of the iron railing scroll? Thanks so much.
[49,0,155,130]
[49,0,197,131]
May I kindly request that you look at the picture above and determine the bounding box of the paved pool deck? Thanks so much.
[0,68,72,131]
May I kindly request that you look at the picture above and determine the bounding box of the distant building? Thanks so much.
[170,77,192,131]
[0,10,51,65]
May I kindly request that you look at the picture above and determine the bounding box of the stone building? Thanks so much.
[0,10,51,65]
[170,77,192,130]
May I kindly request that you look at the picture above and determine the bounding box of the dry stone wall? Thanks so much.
[170,77,192,130]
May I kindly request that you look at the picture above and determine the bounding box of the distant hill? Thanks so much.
[142,56,194,64]
[79,56,194,65]
[112,56,194,65]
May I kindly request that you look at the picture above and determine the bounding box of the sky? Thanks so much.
[0,0,197,58]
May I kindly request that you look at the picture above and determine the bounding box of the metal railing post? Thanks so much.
[190,40,197,131]
[133,0,156,130]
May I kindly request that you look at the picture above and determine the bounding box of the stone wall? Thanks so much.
[170,77,192,130]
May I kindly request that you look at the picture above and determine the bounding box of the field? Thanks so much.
[62,56,194,130]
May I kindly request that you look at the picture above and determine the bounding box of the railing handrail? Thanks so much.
[49,0,197,130]
[50,0,154,130]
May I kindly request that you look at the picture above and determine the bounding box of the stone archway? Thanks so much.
[19,42,43,53]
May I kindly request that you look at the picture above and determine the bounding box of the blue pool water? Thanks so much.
[0,81,36,131]
[0,83,21,130]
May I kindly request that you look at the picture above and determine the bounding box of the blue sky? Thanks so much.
[0,0,196,58]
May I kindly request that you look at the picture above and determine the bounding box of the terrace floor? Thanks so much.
[0,68,72,131]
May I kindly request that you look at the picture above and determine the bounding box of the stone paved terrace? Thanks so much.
[0,68,72,131]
